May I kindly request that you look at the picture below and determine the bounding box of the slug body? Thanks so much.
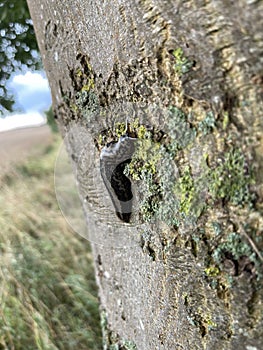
[100,135,137,223]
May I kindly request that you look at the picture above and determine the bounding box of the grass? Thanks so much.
[0,135,102,349]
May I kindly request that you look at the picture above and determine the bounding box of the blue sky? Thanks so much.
[0,70,52,132]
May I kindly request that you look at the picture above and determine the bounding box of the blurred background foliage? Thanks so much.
[0,1,102,348]
[0,0,41,114]
[0,137,102,349]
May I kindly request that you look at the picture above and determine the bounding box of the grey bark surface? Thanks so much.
[27,1,263,349]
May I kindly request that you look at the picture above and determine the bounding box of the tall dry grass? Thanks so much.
[0,136,102,349]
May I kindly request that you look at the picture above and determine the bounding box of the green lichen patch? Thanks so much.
[201,212,262,287]
[211,222,222,236]
[212,232,257,265]
[197,111,216,135]
[166,106,196,155]
[75,90,100,123]
[207,148,255,206]
[157,155,181,227]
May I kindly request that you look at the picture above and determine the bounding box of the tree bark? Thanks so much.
[27,0,263,349]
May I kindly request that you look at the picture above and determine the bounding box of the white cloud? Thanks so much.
[9,71,52,113]
[11,71,48,89]
[0,112,46,132]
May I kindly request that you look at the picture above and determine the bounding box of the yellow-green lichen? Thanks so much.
[177,166,196,215]
[222,112,229,130]
[97,133,104,146]
[131,118,140,131]
[137,125,147,139]
[115,122,126,138]
[127,138,162,181]
[173,48,193,76]
[76,68,83,77]
[69,103,78,113]
[204,266,220,277]
[203,314,217,331]
[81,78,95,92]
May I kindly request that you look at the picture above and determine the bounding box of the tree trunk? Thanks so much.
[27,0,263,349]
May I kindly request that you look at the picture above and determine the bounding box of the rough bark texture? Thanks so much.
[27,1,263,349]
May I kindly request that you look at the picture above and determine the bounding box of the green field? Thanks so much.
[0,135,102,349]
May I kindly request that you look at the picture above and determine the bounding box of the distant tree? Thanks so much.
[0,0,41,114]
